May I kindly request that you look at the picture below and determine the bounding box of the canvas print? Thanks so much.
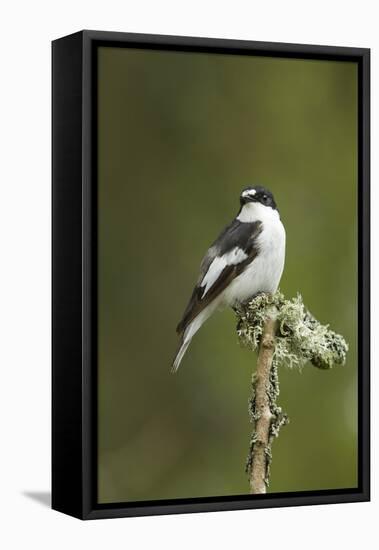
[97,47,358,503]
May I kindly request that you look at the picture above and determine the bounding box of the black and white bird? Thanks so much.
[173,186,286,371]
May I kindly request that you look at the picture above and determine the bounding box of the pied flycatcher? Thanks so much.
[173,186,286,371]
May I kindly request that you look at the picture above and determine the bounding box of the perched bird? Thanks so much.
[173,185,286,371]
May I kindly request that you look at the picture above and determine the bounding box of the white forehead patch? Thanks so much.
[242,189,256,198]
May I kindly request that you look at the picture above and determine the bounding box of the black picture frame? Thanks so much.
[52,30,370,520]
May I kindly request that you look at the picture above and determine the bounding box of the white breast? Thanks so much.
[224,203,286,305]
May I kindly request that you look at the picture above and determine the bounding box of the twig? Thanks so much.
[248,312,277,493]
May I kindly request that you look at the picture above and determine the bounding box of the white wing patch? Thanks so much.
[201,247,248,297]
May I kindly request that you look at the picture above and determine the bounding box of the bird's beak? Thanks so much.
[243,194,256,203]
[241,190,257,202]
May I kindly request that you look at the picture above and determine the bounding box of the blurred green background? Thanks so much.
[97,46,358,503]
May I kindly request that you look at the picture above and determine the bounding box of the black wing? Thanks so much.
[176,219,262,335]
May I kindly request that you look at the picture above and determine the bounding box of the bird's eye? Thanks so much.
[262,194,268,202]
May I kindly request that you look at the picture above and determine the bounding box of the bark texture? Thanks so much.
[249,315,276,494]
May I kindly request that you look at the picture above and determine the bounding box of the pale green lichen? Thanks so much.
[235,290,348,371]
[237,291,348,488]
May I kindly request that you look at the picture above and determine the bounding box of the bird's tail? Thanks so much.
[172,337,191,373]
[171,313,206,372]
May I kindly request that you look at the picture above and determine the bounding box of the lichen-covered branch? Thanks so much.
[235,290,348,494]
[248,312,277,493]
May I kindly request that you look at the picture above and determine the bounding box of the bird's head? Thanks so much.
[240,186,277,210]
